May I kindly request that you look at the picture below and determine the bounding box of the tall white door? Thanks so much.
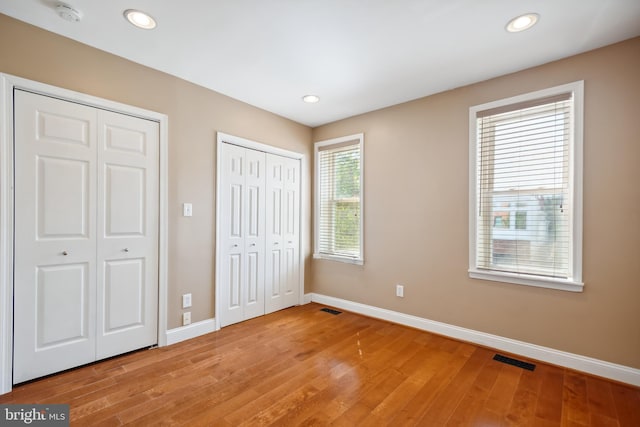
[13,90,159,383]
[265,154,300,314]
[219,143,266,327]
[96,110,159,359]
[13,91,98,383]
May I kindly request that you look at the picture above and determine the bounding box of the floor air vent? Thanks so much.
[493,354,536,371]
[320,308,342,315]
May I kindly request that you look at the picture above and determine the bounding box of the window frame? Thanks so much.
[468,81,584,292]
[313,133,364,265]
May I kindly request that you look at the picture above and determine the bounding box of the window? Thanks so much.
[314,134,363,264]
[469,82,584,291]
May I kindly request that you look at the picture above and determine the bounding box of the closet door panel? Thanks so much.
[219,143,246,327]
[96,110,159,359]
[282,157,300,307]
[103,259,145,331]
[37,157,90,237]
[265,154,299,314]
[13,90,97,384]
[242,149,266,320]
[268,249,282,299]
[104,164,145,235]
[36,263,90,346]
[265,156,284,313]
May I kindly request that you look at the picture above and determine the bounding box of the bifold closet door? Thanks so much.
[265,154,300,314]
[13,90,159,383]
[219,143,266,327]
[13,92,98,383]
[96,110,159,360]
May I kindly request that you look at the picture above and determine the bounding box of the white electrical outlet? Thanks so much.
[396,284,404,298]
[182,293,192,308]
[182,312,191,326]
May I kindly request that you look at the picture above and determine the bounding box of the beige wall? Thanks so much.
[0,14,313,329]
[312,37,640,369]
[2,13,638,369]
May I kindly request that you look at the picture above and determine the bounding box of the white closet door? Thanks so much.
[265,155,284,314]
[13,90,98,383]
[265,154,300,314]
[219,143,266,327]
[281,156,300,309]
[13,91,160,383]
[242,148,266,320]
[96,110,159,359]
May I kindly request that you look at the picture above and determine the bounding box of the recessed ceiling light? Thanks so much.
[124,9,157,30]
[302,95,320,103]
[506,13,539,33]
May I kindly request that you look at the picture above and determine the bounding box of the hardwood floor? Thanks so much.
[2,303,639,426]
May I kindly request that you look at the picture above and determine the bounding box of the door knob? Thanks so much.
[62,251,68,256]
[123,248,129,252]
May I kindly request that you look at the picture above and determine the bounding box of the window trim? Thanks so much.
[468,81,584,292]
[314,133,364,265]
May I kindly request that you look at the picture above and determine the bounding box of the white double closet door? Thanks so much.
[219,143,300,327]
[13,90,159,384]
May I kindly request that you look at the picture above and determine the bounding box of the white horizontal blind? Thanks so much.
[476,93,573,278]
[316,139,362,261]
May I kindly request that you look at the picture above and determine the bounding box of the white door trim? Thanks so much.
[0,73,169,395]
[215,132,305,331]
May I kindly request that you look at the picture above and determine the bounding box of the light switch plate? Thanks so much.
[182,293,192,309]
[183,203,193,217]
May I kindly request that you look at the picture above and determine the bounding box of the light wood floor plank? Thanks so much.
[563,370,591,426]
[534,363,565,425]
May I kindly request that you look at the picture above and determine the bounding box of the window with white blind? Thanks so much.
[314,134,363,264]
[469,82,584,292]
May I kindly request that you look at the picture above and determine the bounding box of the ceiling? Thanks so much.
[1,1,639,127]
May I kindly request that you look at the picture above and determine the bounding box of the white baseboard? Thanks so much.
[302,293,313,304]
[165,318,216,346]
[309,293,640,387]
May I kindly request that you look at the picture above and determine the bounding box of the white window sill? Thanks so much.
[313,253,363,265]
[469,268,584,292]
